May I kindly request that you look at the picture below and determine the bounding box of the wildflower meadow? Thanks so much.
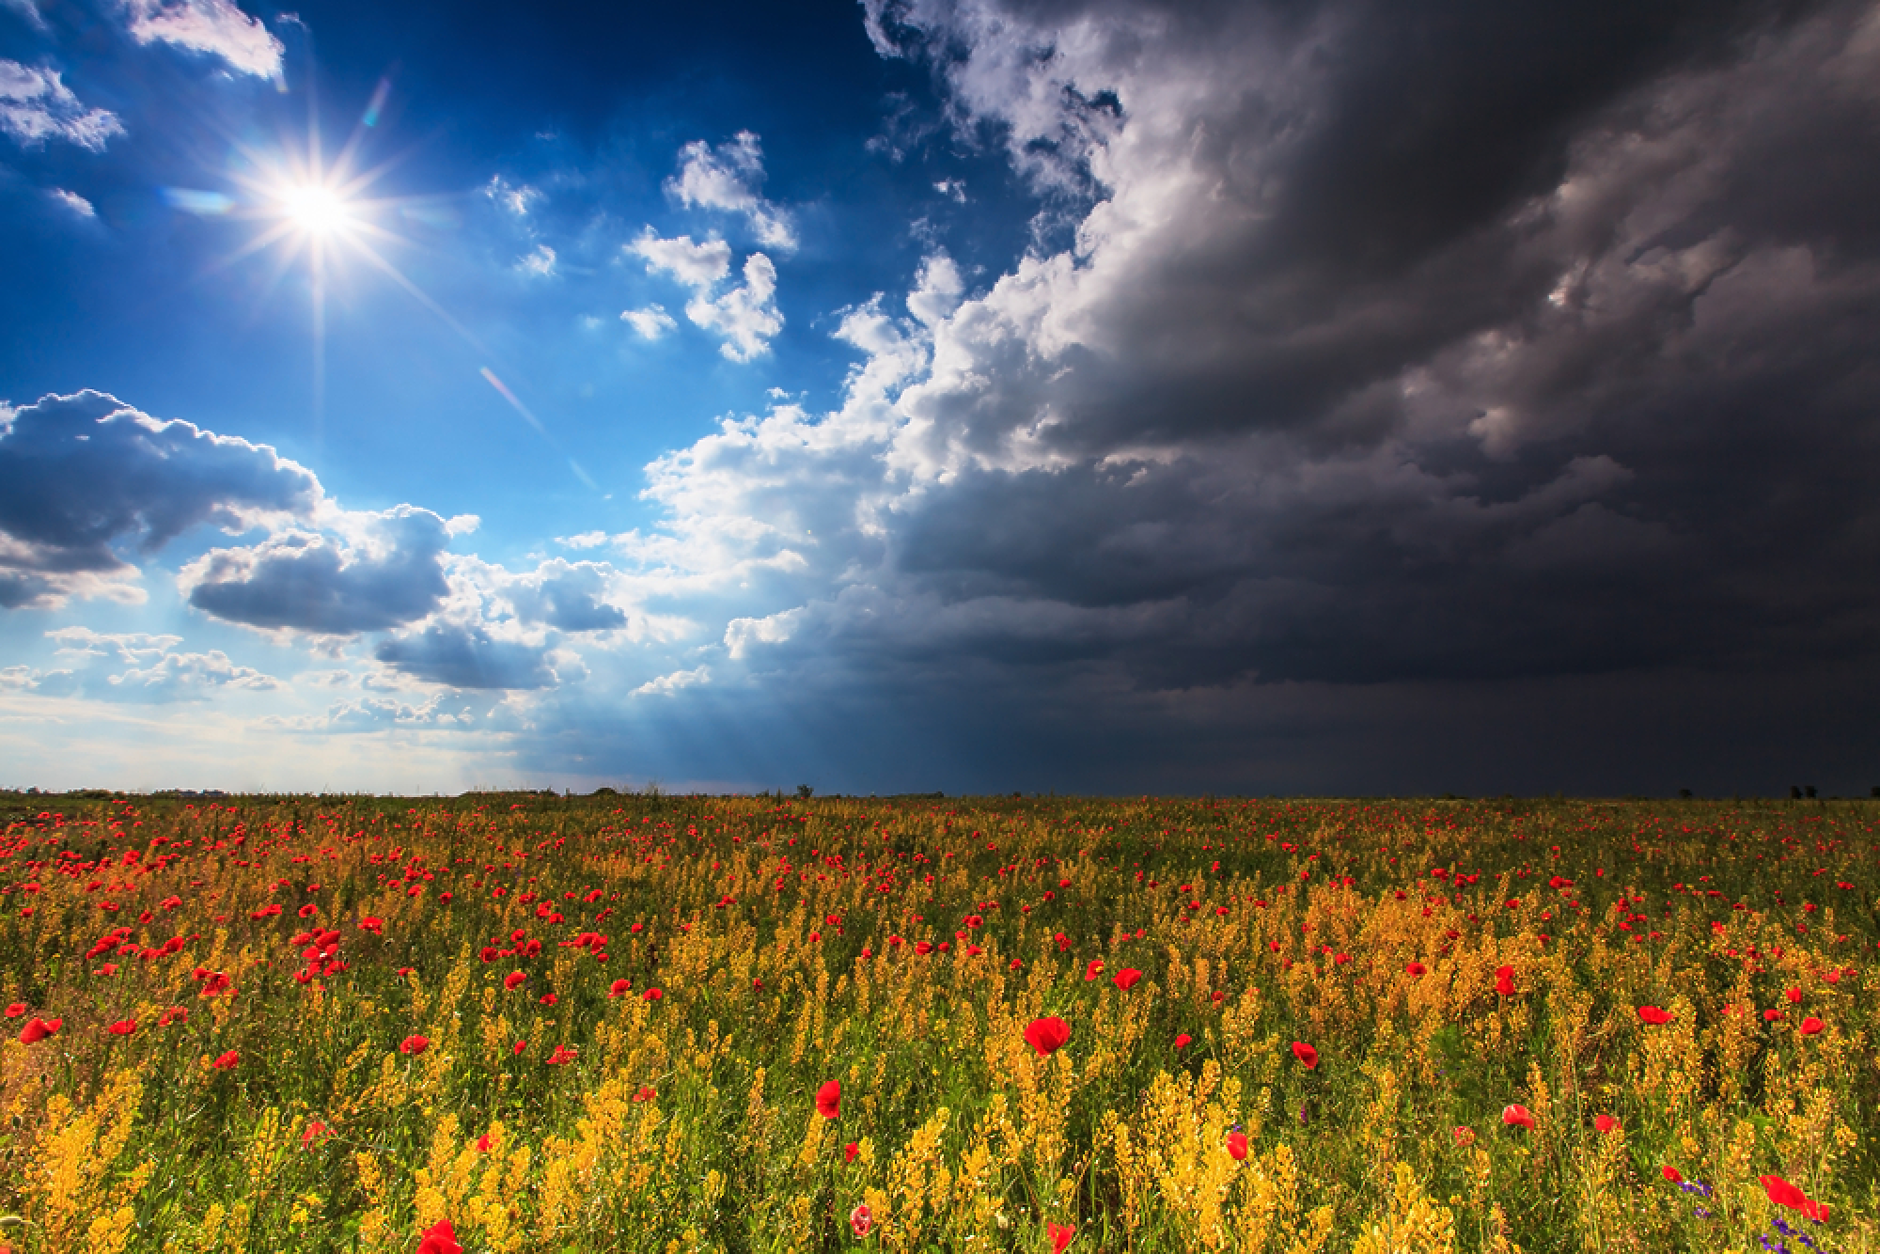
[1,790,1875,1253]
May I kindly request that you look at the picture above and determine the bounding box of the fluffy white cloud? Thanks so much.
[121,0,284,79]
[0,61,124,151]
[668,131,796,251]
[632,665,710,696]
[628,230,783,361]
[621,304,678,340]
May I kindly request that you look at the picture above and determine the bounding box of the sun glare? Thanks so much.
[281,183,351,235]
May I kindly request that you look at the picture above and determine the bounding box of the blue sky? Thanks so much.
[3,0,1879,796]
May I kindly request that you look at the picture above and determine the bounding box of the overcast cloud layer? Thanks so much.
[1,0,1876,795]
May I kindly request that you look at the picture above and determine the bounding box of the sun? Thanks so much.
[279,182,353,236]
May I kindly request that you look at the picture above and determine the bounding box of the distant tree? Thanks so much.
[1805,785,1818,799]
[1678,789,1693,799]
[1790,786,1803,799]
[796,784,815,800]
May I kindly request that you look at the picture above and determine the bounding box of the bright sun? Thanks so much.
[281,183,351,235]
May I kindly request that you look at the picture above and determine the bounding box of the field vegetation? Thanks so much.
[1,790,1875,1253]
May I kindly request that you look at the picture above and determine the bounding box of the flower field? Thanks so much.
[1,790,1876,1253]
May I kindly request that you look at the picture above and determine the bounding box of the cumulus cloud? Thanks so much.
[181,506,452,635]
[668,131,796,251]
[121,0,284,79]
[0,61,125,151]
[621,305,678,340]
[0,392,320,609]
[632,665,710,696]
[628,230,783,360]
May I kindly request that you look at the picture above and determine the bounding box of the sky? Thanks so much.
[2,0,1878,797]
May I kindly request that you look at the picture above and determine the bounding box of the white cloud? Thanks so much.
[685,254,782,362]
[49,188,95,217]
[517,243,557,277]
[556,531,610,549]
[668,131,796,251]
[0,61,125,151]
[628,230,783,361]
[621,304,678,340]
[628,230,731,288]
[632,665,710,697]
[485,175,541,217]
[122,0,284,80]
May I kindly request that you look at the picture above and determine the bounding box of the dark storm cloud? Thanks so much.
[644,0,1880,789]
[0,390,319,607]
[373,622,559,690]
[183,507,452,634]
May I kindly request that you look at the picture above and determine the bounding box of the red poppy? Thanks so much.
[1048,1221,1076,1253]
[212,1050,240,1070]
[359,917,384,935]
[850,1204,872,1238]
[643,987,663,1002]
[199,972,231,997]
[512,1039,527,1055]
[1406,961,1427,977]
[4,1003,27,1018]
[106,1019,137,1036]
[20,1017,60,1044]
[632,1085,655,1102]
[1494,965,1515,996]
[1661,1166,1682,1183]
[816,1080,841,1119]
[1024,1016,1071,1058]
[415,1219,462,1254]
[1174,1033,1193,1049]
[1637,1005,1673,1025]
[401,1035,430,1055]
[302,1120,330,1149]
[1594,1114,1619,1134]
[608,978,632,997]
[159,1007,188,1027]
[1290,1041,1318,1069]
[1759,1173,1828,1222]
[546,1044,577,1065]
[1084,959,1104,981]
[298,904,318,919]
[539,993,557,1005]
[1800,1016,1825,1036]
[1784,986,1802,1004]
[1226,1131,1248,1161]
[503,971,527,990]
[844,1142,858,1163]
[1764,1008,1783,1022]
[1502,1104,1534,1130]
[1113,968,1143,991]
[1452,1126,1475,1147]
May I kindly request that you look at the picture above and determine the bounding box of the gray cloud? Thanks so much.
[182,507,452,634]
[0,391,320,609]
[373,622,561,690]
[504,559,629,633]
